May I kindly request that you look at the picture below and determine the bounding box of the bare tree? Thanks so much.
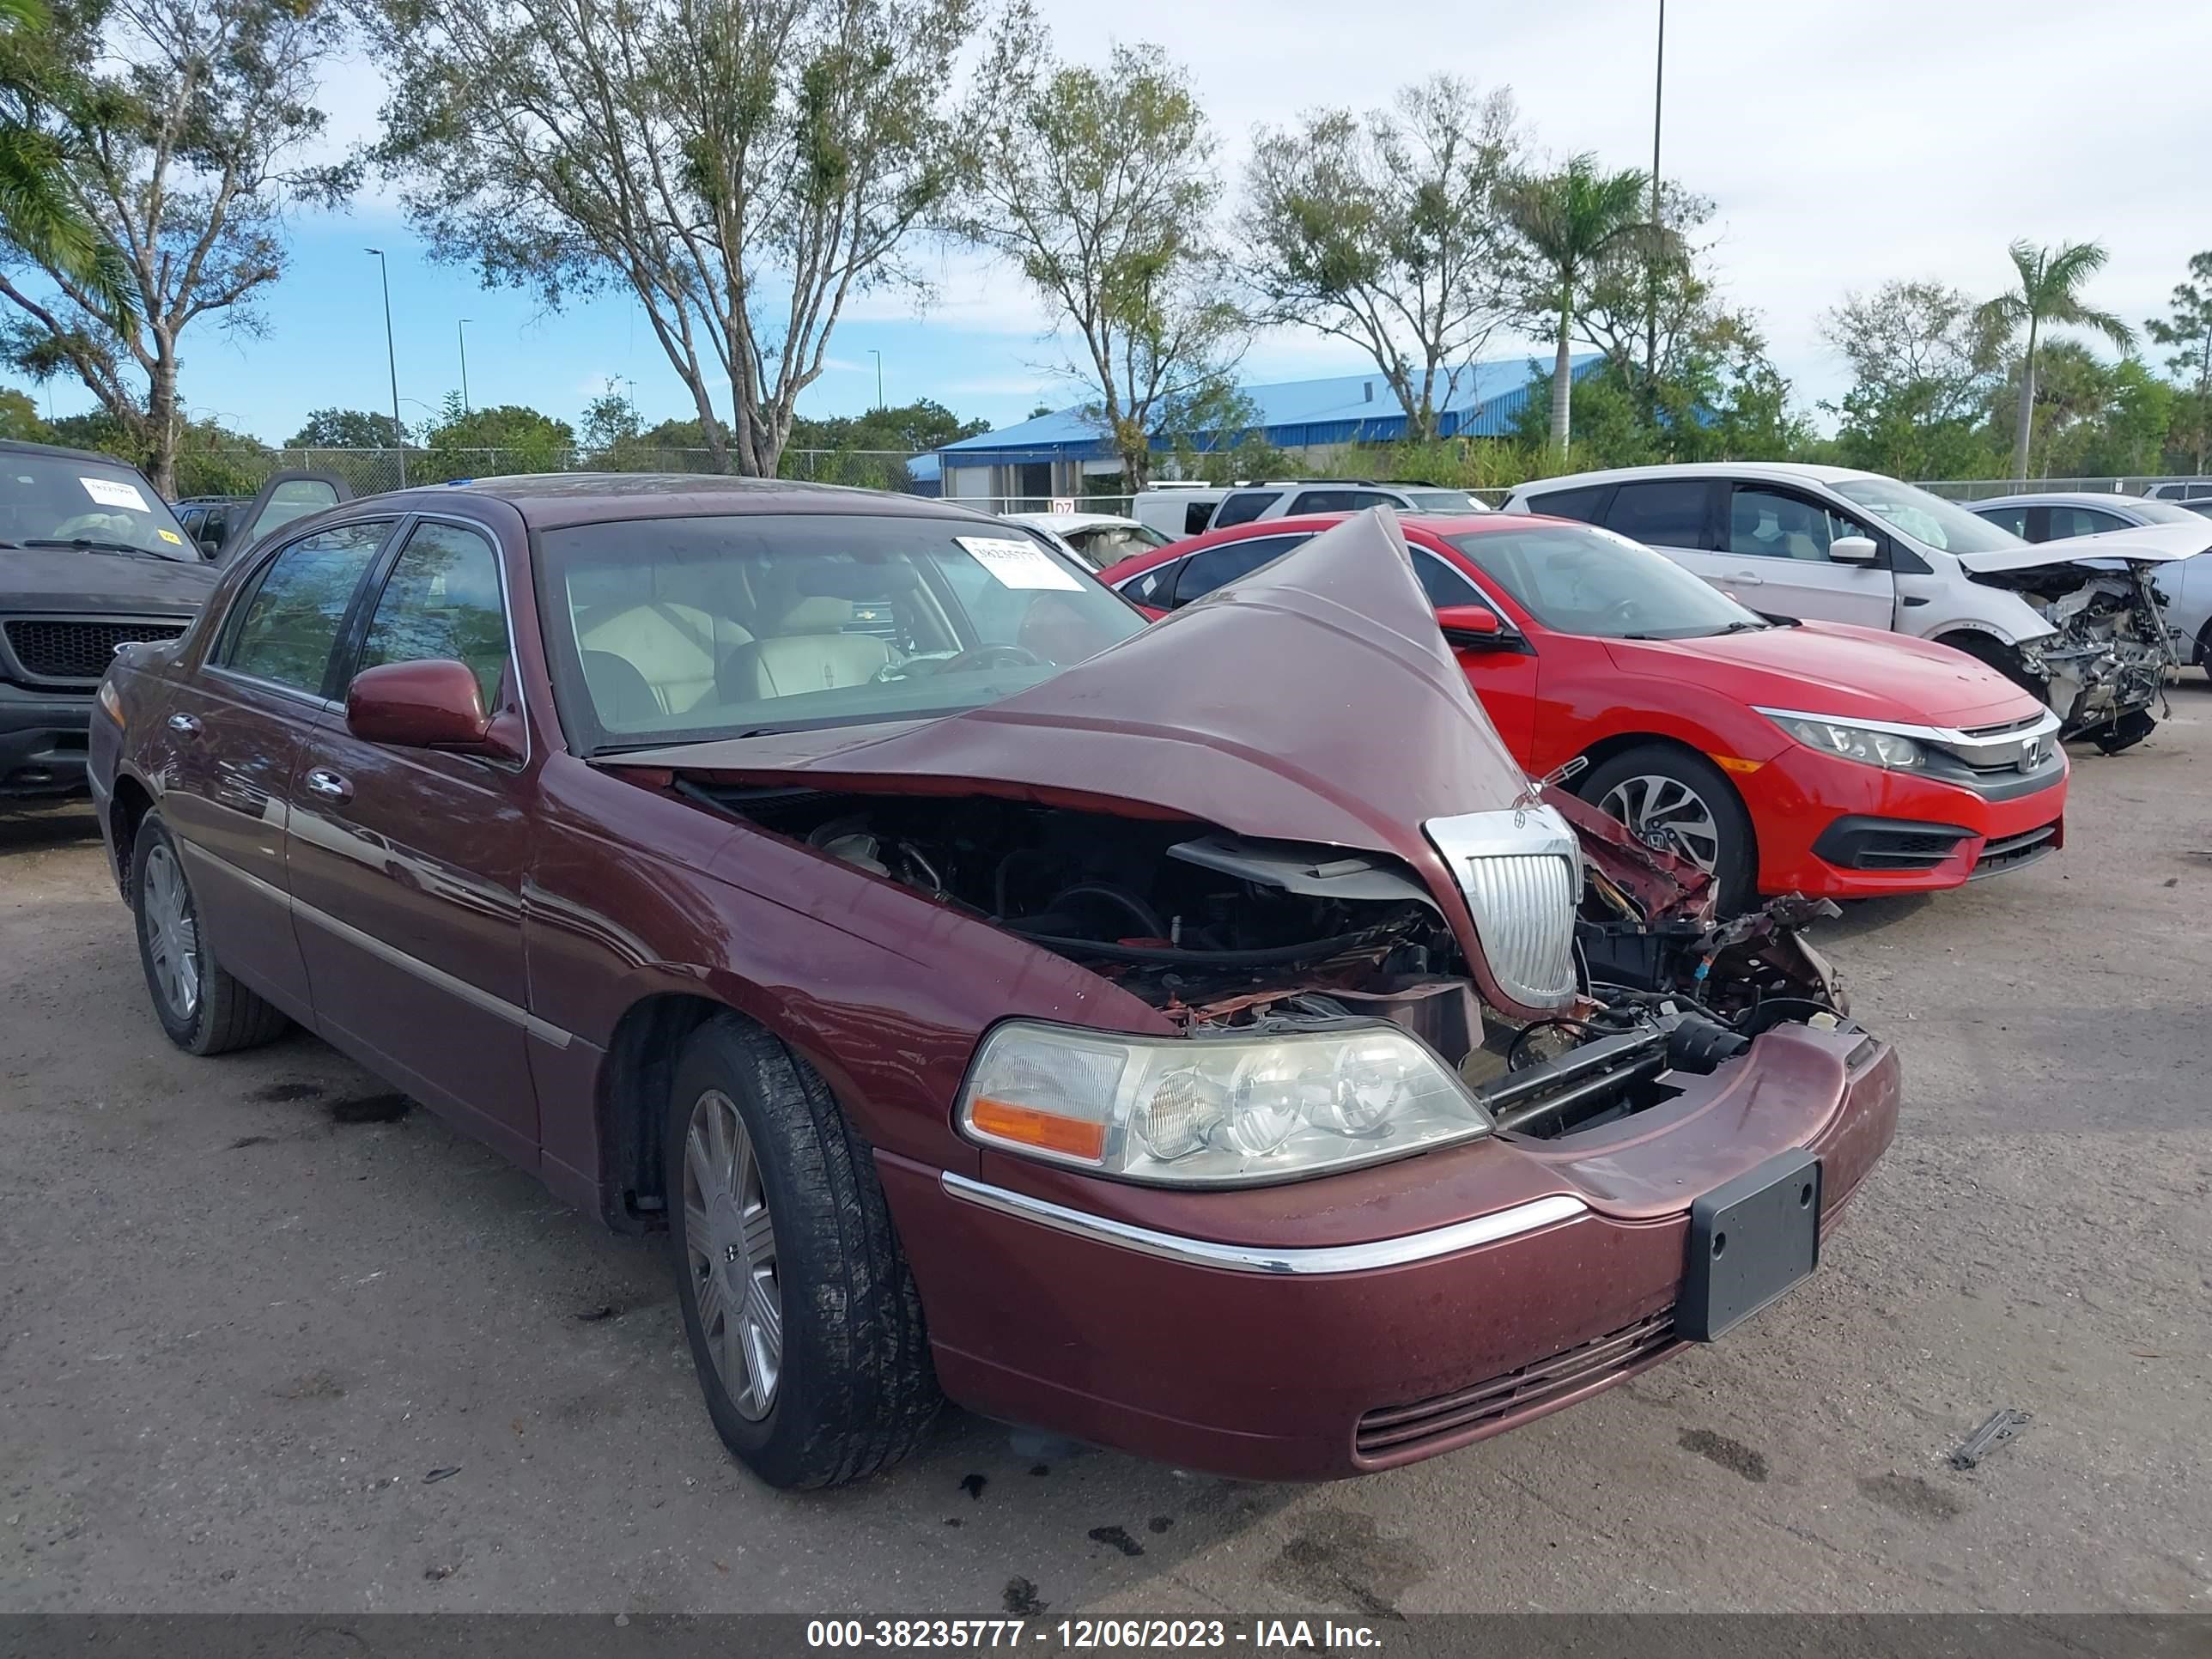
[1240,76,1522,442]
[947,6,1244,489]
[0,0,354,493]
[363,0,975,477]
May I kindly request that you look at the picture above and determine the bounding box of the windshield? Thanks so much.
[1445,523,1765,640]
[1830,477,2022,555]
[1404,489,1491,513]
[538,513,1146,755]
[0,450,197,561]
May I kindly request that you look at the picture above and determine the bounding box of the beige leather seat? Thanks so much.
[718,632,894,702]
[574,599,754,715]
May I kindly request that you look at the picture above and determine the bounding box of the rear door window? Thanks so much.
[1170,534,1310,606]
[222,520,394,695]
[1516,483,1611,524]
[2048,505,2129,538]
[1210,490,1282,528]
[1605,480,1716,549]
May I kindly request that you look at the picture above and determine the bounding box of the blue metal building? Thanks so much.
[933,354,1602,507]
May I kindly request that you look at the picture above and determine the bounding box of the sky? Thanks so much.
[14,0,2212,450]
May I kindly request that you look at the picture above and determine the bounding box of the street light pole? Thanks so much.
[367,248,407,489]
[869,349,884,410]
[1644,0,1665,434]
[458,319,472,416]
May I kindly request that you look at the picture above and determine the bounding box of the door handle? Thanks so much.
[303,767,353,804]
[1727,570,1765,586]
[166,713,201,734]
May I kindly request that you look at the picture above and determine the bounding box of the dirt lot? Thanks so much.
[3,684,2208,1618]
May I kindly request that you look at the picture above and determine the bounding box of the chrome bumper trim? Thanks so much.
[939,1171,1587,1275]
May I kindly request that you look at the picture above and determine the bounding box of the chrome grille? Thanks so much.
[1424,805,1582,1009]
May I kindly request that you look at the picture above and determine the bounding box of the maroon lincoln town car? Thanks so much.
[89,478,1899,1487]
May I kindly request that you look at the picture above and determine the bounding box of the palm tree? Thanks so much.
[1980,240,2133,482]
[1505,155,1647,453]
[0,0,137,329]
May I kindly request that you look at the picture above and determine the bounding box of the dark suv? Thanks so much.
[0,439,216,797]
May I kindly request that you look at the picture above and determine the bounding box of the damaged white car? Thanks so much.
[1503,464,2189,753]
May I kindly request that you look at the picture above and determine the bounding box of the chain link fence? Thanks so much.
[1913,475,2211,502]
[168,445,932,502]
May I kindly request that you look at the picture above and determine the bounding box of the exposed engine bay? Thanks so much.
[682,777,1855,1145]
[1971,562,2179,751]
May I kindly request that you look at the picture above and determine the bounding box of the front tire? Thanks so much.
[131,811,290,1055]
[1579,744,1758,915]
[666,1014,939,1489]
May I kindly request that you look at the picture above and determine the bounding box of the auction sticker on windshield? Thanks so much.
[956,535,1084,592]
[80,476,151,513]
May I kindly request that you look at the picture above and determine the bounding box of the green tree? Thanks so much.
[1504,155,1648,453]
[0,0,136,327]
[0,0,353,495]
[2144,251,2212,474]
[1242,75,1522,442]
[1822,280,2007,479]
[1978,240,2134,483]
[288,408,409,449]
[949,7,1245,489]
[365,0,975,478]
[417,396,574,481]
[0,383,45,438]
[576,381,644,468]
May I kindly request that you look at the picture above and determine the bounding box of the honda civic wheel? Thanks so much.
[1578,744,1758,915]
[1598,773,1723,872]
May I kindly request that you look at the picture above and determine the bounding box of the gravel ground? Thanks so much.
[2,683,2207,1617]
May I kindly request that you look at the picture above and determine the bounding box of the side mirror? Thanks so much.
[347,659,516,757]
[1829,535,1879,565]
[1436,603,1511,647]
[195,529,224,559]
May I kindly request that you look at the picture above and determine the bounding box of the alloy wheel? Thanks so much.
[1598,773,1723,872]
[142,843,202,1021]
[682,1088,783,1420]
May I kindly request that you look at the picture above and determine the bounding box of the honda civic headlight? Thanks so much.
[1765,713,1924,770]
[957,1021,1491,1186]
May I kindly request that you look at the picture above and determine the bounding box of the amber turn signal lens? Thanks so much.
[967,1097,1107,1162]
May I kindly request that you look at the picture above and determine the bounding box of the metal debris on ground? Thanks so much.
[1950,1409,2031,1469]
[422,1466,462,1484]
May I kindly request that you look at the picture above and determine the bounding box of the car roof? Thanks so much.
[1509,461,1881,493]
[1964,492,2154,510]
[1097,509,1542,583]
[0,435,155,470]
[352,472,1006,533]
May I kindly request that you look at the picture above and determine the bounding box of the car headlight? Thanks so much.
[957,1021,1491,1186]
[1766,713,1924,770]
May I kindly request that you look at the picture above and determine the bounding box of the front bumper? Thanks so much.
[880,1024,1899,1480]
[0,682,94,796]
[1747,741,2068,898]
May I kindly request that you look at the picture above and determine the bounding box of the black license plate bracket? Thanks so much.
[1680,1149,1822,1342]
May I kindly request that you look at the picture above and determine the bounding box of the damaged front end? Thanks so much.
[1976,562,2178,749]
[619,509,1863,1156]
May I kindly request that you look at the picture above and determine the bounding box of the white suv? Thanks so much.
[1503,463,2188,750]
[1131,479,1490,541]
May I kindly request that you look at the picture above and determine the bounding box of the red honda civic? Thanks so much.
[1099,513,2068,912]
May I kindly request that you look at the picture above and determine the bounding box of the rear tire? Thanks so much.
[666,1014,939,1489]
[130,811,289,1056]
[1578,744,1758,916]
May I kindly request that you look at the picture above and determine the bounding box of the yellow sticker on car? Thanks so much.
[158,528,184,544]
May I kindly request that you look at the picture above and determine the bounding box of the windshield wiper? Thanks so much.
[21,537,171,559]
[1716,619,1770,634]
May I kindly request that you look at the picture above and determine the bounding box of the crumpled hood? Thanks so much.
[619,509,1532,853]
[1606,622,2041,729]
[616,511,1545,1009]
[0,548,216,612]
[1957,520,2206,575]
